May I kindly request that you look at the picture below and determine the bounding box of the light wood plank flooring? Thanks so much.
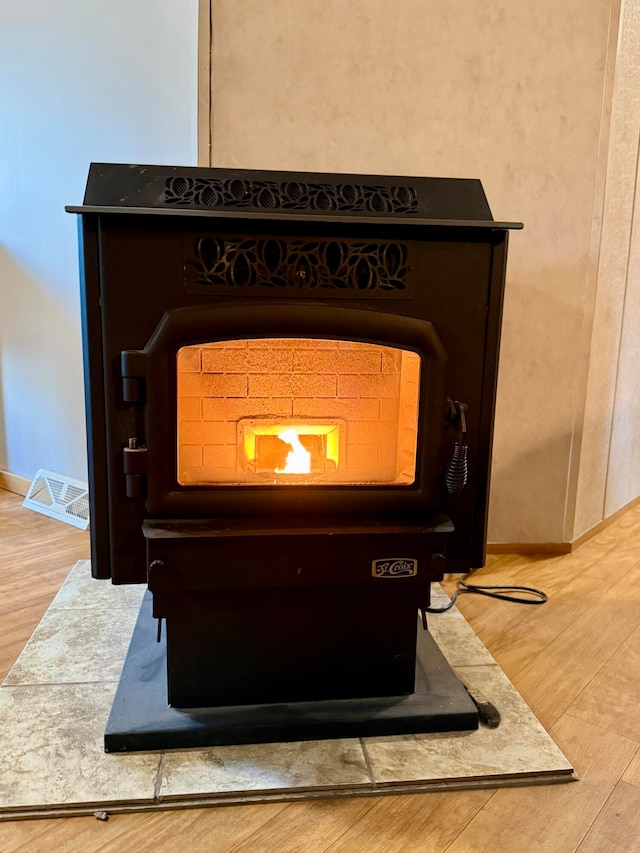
[1,486,639,851]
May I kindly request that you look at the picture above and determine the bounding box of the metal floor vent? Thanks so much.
[23,469,90,530]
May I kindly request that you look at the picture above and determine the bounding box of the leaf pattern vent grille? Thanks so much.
[166,177,418,215]
[192,236,410,293]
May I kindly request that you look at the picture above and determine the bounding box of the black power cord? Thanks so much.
[424,570,548,613]
[422,569,547,728]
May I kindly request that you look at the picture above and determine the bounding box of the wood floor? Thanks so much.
[1,486,640,851]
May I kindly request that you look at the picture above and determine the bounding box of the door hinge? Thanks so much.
[121,350,147,403]
[123,438,147,497]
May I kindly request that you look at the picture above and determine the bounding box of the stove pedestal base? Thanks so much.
[104,592,478,753]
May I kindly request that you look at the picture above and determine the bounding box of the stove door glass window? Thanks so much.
[177,339,421,486]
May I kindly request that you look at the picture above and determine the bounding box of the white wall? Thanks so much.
[0,0,198,482]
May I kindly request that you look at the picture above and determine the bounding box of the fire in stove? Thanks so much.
[246,419,345,484]
[275,428,311,474]
[241,420,342,481]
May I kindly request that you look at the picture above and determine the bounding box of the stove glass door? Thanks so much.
[177,338,421,486]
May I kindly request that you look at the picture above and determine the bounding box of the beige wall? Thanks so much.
[208,0,640,544]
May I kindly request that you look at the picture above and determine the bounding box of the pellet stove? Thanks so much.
[68,164,521,751]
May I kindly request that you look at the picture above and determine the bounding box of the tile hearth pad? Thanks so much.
[0,562,574,820]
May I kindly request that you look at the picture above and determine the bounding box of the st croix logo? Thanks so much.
[372,558,418,578]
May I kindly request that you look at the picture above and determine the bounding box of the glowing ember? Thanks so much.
[276,428,311,474]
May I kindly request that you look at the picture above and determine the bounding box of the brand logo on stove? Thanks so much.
[372,558,418,578]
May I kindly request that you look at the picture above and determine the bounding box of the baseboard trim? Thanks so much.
[0,470,31,497]
[486,542,571,556]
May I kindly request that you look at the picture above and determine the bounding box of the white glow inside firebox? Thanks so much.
[275,428,312,474]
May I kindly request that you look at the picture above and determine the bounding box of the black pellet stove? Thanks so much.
[67,164,521,751]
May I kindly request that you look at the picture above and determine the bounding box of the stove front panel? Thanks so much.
[79,210,506,582]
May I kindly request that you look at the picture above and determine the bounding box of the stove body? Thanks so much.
[69,164,520,747]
